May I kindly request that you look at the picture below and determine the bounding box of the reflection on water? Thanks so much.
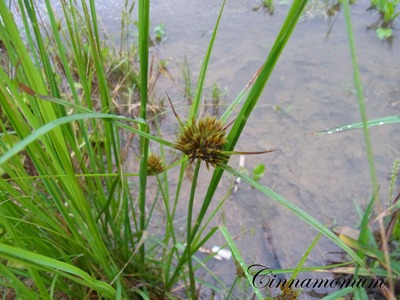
[20,0,400,298]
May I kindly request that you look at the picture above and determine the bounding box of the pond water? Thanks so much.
[18,0,400,298]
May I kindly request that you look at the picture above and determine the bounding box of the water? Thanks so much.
[15,0,400,298]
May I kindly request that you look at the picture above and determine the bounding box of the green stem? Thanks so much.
[187,159,201,299]
[138,0,150,266]
[343,0,378,199]
[164,160,187,285]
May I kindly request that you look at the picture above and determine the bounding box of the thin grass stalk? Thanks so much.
[61,0,105,172]
[88,0,101,52]
[0,263,39,298]
[192,182,233,247]
[26,0,63,104]
[82,1,120,198]
[187,255,227,294]
[8,93,170,145]
[352,194,378,298]
[145,190,161,231]
[43,1,86,134]
[164,160,186,284]
[138,0,150,267]
[0,243,117,297]
[63,0,112,190]
[154,120,176,251]
[46,0,108,206]
[219,226,264,300]
[65,0,94,109]
[342,0,378,207]
[122,178,136,260]
[0,212,49,298]
[63,0,114,199]
[156,176,176,246]
[342,0,394,295]
[189,0,226,120]
[288,232,322,283]
[81,0,119,177]
[15,0,40,67]
[186,160,201,299]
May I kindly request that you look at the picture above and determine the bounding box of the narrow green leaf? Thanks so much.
[289,232,322,282]
[219,226,265,300]
[138,0,151,266]
[189,0,226,119]
[0,113,172,167]
[315,115,400,135]
[0,243,116,297]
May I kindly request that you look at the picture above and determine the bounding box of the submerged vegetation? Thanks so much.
[0,0,399,299]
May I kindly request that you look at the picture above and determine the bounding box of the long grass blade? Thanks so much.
[0,243,116,298]
[314,115,400,135]
[189,0,226,119]
[138,0,151,266]
[219,226,264,300]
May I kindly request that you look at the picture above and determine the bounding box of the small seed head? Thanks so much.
[147,154,165,176]
[276,284,300,300]
[174,115,229,169]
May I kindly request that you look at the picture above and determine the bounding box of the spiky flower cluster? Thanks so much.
[174,115,229,169]
[276,284,300,300]
[147,154,165,176]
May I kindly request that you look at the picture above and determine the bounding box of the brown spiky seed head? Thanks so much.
[147,154,165,176]
[275,283,300,300]
[174,115,229,169]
